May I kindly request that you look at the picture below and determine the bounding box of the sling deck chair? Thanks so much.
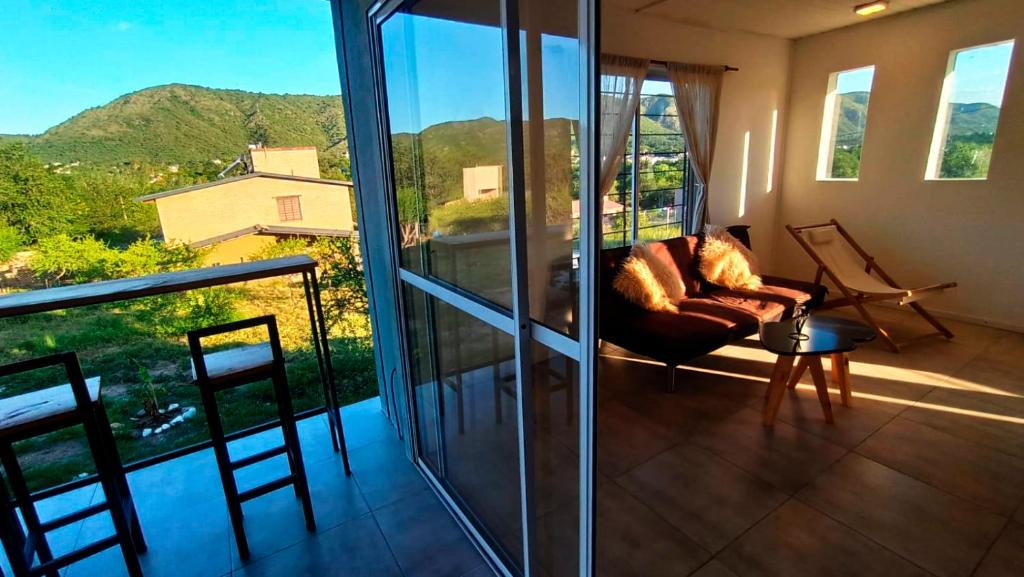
[787,219,957,352]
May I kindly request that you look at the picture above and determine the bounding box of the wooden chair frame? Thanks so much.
[786,219,956,352]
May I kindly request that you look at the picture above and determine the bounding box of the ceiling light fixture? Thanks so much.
[854,1,889,16]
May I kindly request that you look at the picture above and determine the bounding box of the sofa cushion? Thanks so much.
[761,275,828,312]
[706,290,787,323]
[601,302,736,365]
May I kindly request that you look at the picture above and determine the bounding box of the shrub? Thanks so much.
[0,222,24,262]
[30,235,203,284]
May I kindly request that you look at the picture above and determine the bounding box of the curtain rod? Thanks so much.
[650,59,739,72]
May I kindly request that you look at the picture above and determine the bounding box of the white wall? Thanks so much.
[774,0,1024,330]
[602,4,792,264]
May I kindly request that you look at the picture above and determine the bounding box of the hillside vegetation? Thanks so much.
[5,84,347,166]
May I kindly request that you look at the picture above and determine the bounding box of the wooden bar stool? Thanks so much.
[0,353,146,577]
[187,315,315,560]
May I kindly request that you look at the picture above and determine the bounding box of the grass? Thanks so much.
[0,276,377,491]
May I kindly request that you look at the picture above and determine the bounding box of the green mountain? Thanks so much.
[946,102,1000,136]
[3,84,346,166]
[836,91,1000,144]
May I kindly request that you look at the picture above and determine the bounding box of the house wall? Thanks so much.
[154,177,355,245]
[249,147,322,178]
[775,0,1024,330]
[204,235,277,266]
[463,165,504,202]
[601,3,792,264]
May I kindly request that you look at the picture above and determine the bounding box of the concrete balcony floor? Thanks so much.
[2,398,491,577]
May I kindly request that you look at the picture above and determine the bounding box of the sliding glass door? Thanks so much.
[356,0,598,574]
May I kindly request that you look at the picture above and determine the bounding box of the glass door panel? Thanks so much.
[402,282,523,570]
[531,341,580,577]
[380,1,513,309]
[371,0,595,573]
[519,0,581,337]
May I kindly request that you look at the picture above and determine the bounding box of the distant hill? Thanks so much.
[836,91,999,144]
[946,102,1000,137]
[2,84,346,166]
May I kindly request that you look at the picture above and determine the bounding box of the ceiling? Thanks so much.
[607,0,954,39]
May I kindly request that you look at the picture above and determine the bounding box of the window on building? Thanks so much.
[276,195,303,221]
[926,40,1015,180]
[601,77,692,248]
[817,66,875,180]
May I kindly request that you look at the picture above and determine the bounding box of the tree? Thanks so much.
[0,222,24,262]
[940,141,987,179]
[0,143,88,241]
[830,146,861,179]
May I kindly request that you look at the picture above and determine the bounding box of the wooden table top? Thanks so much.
[0,255,316,319]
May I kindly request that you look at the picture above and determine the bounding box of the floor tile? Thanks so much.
[595,400,677,477]
[617,443,787,552]
[690,560,740,577]
[348,437,426,510]
[460,565,497,577]
[766,380,900,449]
[718,500,931,577]
[797,453,1005,577]
[230,454,369,568]
[340,396,398,451]
[690,408,848,494]
[232,514,402,577]
[594,480,710,576]
[975,521,1024,577]
[900,387,1024,459]
[857,417,1024,515]
[67,493,232,577]
[374,488,485,577]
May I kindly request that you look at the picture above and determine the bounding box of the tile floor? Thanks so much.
[593,305,1024,577]
[2,398,490,577]
[7,304,1024,577]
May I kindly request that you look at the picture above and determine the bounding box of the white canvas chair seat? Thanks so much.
[787,220,956,352]
[804,226,954,304]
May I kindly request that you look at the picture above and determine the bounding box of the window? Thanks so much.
[276,195,302,221]
[601,77,693,248]
[817,66,875,180]
[926,40,1015,180]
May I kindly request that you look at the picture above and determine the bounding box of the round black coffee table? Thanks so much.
[760,315,876,427]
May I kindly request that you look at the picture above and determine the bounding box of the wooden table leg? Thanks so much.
[763,355,796,427]
[832,352,852,407]
[808,355,834,424]
[786,357,811,390]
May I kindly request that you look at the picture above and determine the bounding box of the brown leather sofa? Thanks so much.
[600,226,826,390]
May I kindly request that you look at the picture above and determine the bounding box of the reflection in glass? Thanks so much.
[381,2,513,308]
[519,0,582,337]
[402,283,523,571]
[530,341,580,577]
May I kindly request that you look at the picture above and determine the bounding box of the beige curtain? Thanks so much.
[600,54,648,197]
[668,63,724,233]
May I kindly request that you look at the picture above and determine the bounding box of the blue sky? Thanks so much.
[950,40,1015,106]
[381,13,579,134]
[835,40,1015,106]
[836,66,876,95]
[0,0,341,134]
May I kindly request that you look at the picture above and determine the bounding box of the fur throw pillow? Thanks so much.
[612,243,684,312]
[699,226,763,290]
[633,243,686,301]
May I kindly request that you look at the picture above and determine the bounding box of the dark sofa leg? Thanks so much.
[666,365,678,393]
